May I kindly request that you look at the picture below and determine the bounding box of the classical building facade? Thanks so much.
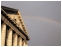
[1,6,30,46]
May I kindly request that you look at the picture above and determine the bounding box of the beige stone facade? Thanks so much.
[1,6,29,46]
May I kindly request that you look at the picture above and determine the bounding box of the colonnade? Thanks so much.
[1,23,28,46]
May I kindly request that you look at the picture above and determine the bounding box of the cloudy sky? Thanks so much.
[1,1,61,46]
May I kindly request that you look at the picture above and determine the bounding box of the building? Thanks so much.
[1,6,30,46]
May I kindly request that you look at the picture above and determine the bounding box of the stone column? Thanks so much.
[6,29,12,46]
[18,37,22,46]
[26,44,28,46]
[25,42,28,46]
[22,40,26,46]
[1,23,6,46]
[25,43,28,46]
[13,33,18,46]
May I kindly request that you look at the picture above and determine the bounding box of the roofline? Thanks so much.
[1,5,18,14]
[1,5,18,11]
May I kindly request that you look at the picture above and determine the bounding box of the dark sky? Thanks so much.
[1,1,61,46]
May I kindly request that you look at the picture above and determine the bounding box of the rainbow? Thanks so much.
[23,16,61,25]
